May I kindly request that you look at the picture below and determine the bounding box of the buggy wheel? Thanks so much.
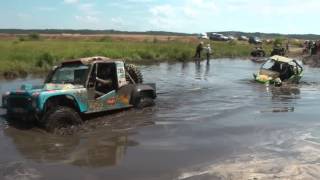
[41,106,82,133]
[133,96,154,109]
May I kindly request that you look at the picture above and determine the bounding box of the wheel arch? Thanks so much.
[130,84,156,104]
[41,94,82,113]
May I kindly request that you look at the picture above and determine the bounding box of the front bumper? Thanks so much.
[4,95,40,121]
[6,109,39,122]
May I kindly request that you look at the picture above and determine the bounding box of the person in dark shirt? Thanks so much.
[194,42,204,59]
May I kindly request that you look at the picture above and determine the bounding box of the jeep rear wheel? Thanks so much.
[125,64,143,84]
[132,96,154,109]
[42,106,82,133]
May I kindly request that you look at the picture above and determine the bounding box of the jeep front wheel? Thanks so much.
[41,106,82,133]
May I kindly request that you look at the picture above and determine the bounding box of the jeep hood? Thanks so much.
[8,83,85,96]
[43,83,84,91]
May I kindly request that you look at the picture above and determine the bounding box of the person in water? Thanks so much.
[194,41,204,59]
[204,44,212,63]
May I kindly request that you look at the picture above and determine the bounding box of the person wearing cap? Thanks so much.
[194,41,204,59]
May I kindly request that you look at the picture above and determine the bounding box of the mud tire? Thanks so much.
[125,64,143,84]
[42,106,82,133]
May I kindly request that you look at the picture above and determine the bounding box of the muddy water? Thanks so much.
[1,59,320,180]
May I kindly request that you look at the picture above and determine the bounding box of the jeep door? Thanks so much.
[86,62,128,113]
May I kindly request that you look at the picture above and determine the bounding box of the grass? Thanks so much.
[0,37,274,75]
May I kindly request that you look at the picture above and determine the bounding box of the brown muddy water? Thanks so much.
[1,59,320,180]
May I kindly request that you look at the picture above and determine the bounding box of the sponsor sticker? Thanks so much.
[106,97,116,105]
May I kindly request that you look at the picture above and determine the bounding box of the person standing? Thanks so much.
[317,40,320,55]
[311,41,317,55]
[286,40,290,53]
[194,41,204,59]
[204,44,212,63]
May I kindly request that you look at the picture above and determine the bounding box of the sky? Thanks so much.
[0,0,319,34]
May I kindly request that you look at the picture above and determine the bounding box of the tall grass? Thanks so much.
[0,39,271,74]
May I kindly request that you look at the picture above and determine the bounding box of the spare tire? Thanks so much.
[125,64,143,84]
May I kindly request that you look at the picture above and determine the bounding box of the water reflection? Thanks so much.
[4,128,138,167]
[181,61,188,72]
[194,61,211,80]
[257,84,301,113]
[270,85,301,101]
[0,60,319,180]
[205,62,210,79]
[195,61,202,80]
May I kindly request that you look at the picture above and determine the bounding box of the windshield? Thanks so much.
[262,60,276,70]
[48,64,89,85]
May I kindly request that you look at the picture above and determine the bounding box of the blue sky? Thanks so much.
[0,0,319,34]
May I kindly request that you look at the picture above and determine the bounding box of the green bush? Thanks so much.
[36,52,56,68]
[98,36,113,42]
[28,33,40,40]
[273,37,284,47]
[153,37,158,43]
[0,38,274,74]
[17,35,26,41]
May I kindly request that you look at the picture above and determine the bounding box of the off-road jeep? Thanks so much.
[1,56,156,132]
[253,55,303,86]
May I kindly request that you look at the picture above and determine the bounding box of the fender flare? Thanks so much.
[130,84,156,105]
[40,94,84,113]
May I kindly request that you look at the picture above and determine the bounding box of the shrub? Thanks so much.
[17,35,26,41]
[36,52,56,68]
[153,37,158,43]
[273,37,284,47]
[28,33,40,40]
[98,36,113,42]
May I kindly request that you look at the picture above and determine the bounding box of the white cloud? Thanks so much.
[182,6,197,18]
[17,13,32,20]
[78,3,101,15]
[149,4,178,30]
[75,15,99,24]
[64,0,79,4]
[37,7,56,11]
[110,17,126,28]
[148,0,219,31]
[150,4,174,17]
[126,0,154,3]
[70,2,102,26]
[220,0,320,15]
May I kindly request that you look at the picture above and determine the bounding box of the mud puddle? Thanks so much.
[1,59,320,180]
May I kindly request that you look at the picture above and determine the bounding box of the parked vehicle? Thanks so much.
[271,46,286,56]
[238,35,249,41]
[1,56,157,132]
[251,47,266,57]
[209,33,229,41]
[249,36,262,44]
[253,55,303,86]
[227,35,236,41]
[197,33,209,40]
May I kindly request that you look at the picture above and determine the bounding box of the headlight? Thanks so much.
[2,92,9,107]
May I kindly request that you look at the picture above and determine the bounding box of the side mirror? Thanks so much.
[52,66,58,71]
